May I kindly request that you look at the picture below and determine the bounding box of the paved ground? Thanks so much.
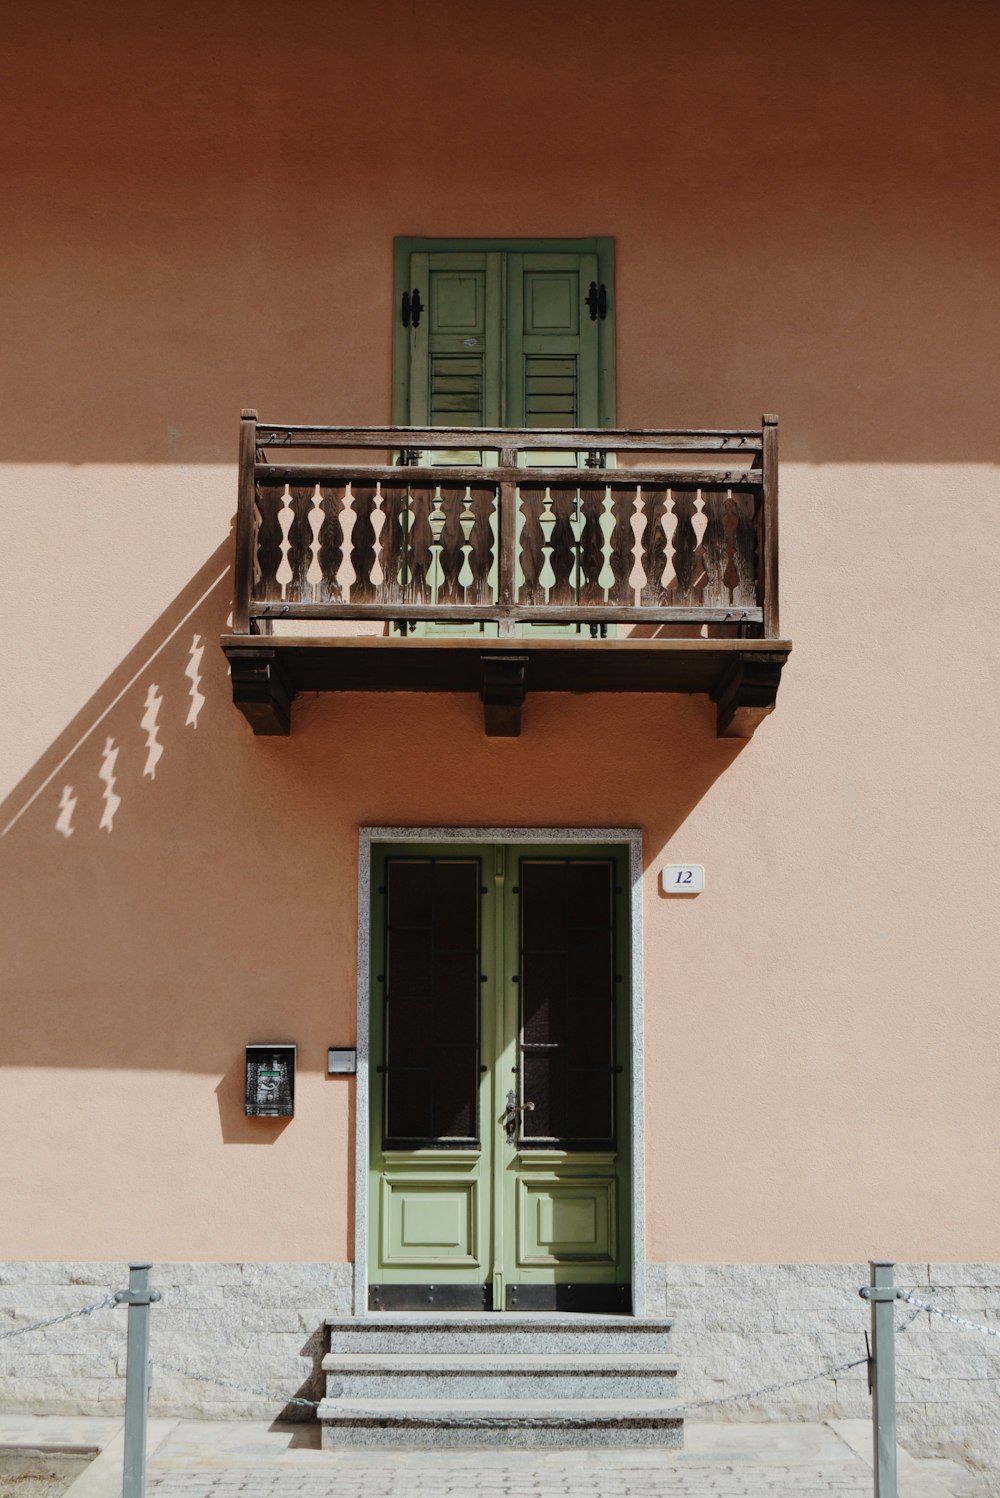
[0,1416,991,1498]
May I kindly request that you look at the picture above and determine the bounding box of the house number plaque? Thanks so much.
[660,864,705,894]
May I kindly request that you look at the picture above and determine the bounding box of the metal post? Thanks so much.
[862,1260,897,1498]
[116,1262,161,1498]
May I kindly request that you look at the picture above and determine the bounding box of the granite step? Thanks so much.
[317,1396,685,1449]
[325,1313,674,1357]
[322,1350,680,1401]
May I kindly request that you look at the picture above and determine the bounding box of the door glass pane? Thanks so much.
[519,858,616,1148]
[385,858,481,1147]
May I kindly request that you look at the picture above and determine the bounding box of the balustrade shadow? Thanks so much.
[2,542,749,1077]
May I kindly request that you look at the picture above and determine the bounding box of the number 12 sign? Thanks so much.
[660,863,705,894]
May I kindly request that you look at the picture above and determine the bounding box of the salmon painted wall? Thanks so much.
[2,1,999,1263]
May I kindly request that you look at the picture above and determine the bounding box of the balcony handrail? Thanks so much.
[232,411,779,640]
[251,422,764,454]
[253,464,763,488]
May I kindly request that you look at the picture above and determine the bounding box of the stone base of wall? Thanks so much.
[646,1263,1000,1477]
[2,1261,998,1474]
[0,1262,353,1422]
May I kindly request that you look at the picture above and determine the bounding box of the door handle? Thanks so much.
[504,1089,535,1143]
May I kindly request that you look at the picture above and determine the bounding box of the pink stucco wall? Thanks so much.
[2,0,999,1264]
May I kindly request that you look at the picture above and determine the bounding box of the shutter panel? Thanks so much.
[505,253,602,635]
[505,252,600,430]
[406,252,502,429]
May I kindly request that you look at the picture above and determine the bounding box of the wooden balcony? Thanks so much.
[222,412,790,737]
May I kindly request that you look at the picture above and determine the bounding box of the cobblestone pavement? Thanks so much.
[3,1416,988,1498]
[136,1424,901,1498]
[130,1417,995,1498]
[146,1475,873,1497]
[144,1460,875,1497]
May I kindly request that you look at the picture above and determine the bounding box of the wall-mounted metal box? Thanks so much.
[245,1045,296,1117]
[327,1048,357,1076]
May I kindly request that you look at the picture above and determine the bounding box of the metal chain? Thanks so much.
[897,1288,1000,1341]
[0,1285,950,1417]
[682,1285,935,1413]
[159,1297,903,1419]
[686,1352,869,1411]
[156,1362,320,1409]
[162,1352,868,1418]
[0,1293,119,1343]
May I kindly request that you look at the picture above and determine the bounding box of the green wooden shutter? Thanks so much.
[505,251,601,429]
[394,239,614,430]
[407,251,503,430]
[392,239,615,637]
[506,253,601,634]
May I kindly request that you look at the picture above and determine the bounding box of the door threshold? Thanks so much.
[369,1285,631,1314]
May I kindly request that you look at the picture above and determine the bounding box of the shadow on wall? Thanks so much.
[2,2,998,465]
[2,545,748,1074]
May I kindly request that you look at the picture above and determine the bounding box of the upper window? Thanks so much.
[393,238,616,431]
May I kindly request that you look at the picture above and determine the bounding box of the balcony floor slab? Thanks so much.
[221,635,791,739]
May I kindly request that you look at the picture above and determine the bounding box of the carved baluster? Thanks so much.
[549,485,577,604]
[316,486,345,601]
[377,484,406,604]
[254,482,285,601]
[468,485,496,604]
[608,485,636,605]
[438,485,466,604]
[721,492,739,602]
[285,485,316,603]
[701,487,728,608]
[732,488,759,606]
[350,484,378,602]
[518,485,546,605]
[579,486,605,605]
[407,485,434,603]
[668,490,697,605]
[640,487,670,605]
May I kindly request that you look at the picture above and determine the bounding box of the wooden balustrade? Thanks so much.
[226,412,787,741]
[233,414,779,638]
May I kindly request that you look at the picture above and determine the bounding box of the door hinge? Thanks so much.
[585,281,608,321]
[401,287,424,328]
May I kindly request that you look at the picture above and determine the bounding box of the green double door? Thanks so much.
[368,841,631,1312]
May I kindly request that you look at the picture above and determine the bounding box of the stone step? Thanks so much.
[322,1351,680,1401]
[325,1313,673,1356]
[318,1397,685,1449]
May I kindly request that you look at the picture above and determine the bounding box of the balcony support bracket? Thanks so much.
[712,652,786,739]
[480,654,528,738]
[226,647,295,736]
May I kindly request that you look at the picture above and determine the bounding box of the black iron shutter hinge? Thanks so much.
[585,281,608,321]
[401,287,424,328]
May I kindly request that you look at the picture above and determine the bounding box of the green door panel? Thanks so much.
[381,1154,482,1267]
[368,841,631,1311]
[517,1167,618,1266]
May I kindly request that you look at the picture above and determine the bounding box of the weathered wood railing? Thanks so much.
[233,413,779,639]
